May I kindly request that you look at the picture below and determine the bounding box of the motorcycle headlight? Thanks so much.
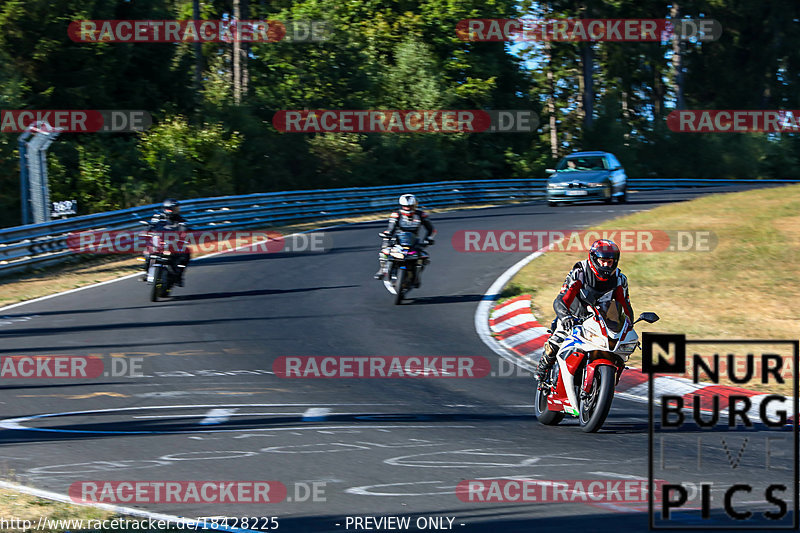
[587,182,606,188]
[547,183,559,190]
[618,342,638,356]
[390,251,405,259]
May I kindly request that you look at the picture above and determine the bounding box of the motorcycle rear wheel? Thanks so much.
[579,365,615,432]
[533,366,564,425]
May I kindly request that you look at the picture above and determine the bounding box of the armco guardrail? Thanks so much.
[0,178,795,275]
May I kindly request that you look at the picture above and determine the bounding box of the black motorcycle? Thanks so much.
[141,229,184,302]
[380,231,431,305]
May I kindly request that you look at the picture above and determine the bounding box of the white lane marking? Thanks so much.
[0,403,401,432]
[346,474,546,497]
[302,407,332,421]
[346,480,452,497]
[133,411,329,419]
[159,450,258,461]
[588,471,648,480]
[198,408,237,425]
[384,449,542,468]
[0,315,37,327]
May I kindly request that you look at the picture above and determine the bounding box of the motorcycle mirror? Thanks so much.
[634,312,659,324]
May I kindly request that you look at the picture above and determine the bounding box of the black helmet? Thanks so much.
[162,198,180,220]
[588,239,620,281]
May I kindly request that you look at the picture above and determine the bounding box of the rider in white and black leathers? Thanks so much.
[141,199,191,286]
[536,239,634,381]
[374,194,436,281]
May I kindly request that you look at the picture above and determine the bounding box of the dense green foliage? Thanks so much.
[1,0,798,227]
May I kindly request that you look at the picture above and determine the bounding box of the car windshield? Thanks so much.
[557,156,608,171]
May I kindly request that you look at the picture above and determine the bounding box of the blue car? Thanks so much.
[546,151,628,206]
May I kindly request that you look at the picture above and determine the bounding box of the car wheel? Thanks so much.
[601,183,612,204]
[618,187,627,203]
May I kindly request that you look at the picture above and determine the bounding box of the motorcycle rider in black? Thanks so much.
[374,194,436,284]
[535,239,634,382]
[141,199,191,287]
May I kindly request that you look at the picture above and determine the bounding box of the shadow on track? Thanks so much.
[0,411,542,444]
[407,294,487,305]
[0,314,322,338]
[172,285,357,302]
[2,409,771,445]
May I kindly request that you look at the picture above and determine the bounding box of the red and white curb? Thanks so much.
[483,291,791,421]
[489,295,549,368]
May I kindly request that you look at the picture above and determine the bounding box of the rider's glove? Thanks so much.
[561,315,576,331]
[379,231,391,239]
[423,238,434,246]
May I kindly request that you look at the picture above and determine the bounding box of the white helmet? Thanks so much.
[399,194,417,213]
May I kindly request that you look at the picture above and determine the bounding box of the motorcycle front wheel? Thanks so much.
[393,268,405,305]
[578,365,615,432]
[150,266,162,302]
[533,365,564,425]
[159,268,171,297]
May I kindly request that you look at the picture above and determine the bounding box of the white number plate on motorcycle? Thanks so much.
[147,266,155,283]
[565,189,587,196]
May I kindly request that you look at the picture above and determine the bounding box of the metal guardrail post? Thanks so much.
[17,129,34,225]
[18,122,62,225]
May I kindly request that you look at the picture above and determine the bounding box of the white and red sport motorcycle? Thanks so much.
[534,301,659,432]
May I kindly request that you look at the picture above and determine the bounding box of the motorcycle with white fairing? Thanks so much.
[379,231,431,305]
[534,300,659,432]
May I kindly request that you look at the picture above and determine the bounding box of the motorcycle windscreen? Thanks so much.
[396,231,417,248]
[598,299,627,334]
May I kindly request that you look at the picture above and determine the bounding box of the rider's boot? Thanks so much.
[374,259,388,280]
[140,257,149,282]
[535,341,558,382]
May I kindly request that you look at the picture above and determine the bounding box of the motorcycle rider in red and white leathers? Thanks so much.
[374,194,435,282]
[535,239,634,382]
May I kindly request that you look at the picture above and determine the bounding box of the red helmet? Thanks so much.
[588,239,620,280]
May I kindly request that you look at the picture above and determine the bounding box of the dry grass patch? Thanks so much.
[509,184,800,393]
